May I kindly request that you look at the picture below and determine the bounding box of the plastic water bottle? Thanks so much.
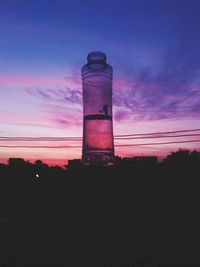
[81,51,115,166]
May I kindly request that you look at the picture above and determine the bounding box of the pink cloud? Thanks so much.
[1,70,200,164]
[0,74,81,88]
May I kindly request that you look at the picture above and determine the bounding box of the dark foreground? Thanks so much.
[0,153,200,266]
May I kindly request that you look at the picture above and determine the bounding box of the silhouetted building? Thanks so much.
[68,159,82,170]
[116,156,157,168]
[132,156,157,165]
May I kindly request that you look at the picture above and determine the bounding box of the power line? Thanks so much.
[0,145,82,148]
[0,145,81,148]
[0,133,200,141]
[1,128,200,141]
[0,138,82,141]
[115,139,200,147]
[1,139,200,148]
[115,128,200,137]
[115,133,200,140]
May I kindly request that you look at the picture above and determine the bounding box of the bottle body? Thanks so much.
[81,52,115,166]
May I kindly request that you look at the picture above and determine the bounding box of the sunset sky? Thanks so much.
[0,0,200,166]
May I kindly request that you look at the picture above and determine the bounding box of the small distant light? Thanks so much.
[35,173,39,178]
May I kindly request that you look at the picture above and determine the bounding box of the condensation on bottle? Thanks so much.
[81,51,115,166]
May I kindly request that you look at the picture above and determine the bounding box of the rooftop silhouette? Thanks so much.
[0,149,200,265]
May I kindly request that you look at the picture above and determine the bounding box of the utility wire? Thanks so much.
[115,133,200,140]
[1,128,200,141]
[116,139,200,147]
[1,133,200,141]
[1,128,200,140]
[115,128,200,137]
[1,139,200,148]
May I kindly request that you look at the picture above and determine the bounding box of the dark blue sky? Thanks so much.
[1,0,197,70]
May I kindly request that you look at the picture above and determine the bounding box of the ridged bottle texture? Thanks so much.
[81,51,115,166]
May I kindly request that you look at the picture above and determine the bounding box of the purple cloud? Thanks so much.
[25,87,82,105]
[25,85,83,129]
[112,2,200,122]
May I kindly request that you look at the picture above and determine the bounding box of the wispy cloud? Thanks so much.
[25,84,82,129]
[112,4,200,122]
[24,3,200,127]
[0,75,68,87]
[113,79,200,122]
[26,87,82,104]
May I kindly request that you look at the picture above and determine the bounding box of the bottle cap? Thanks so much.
[87,51,106,65]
